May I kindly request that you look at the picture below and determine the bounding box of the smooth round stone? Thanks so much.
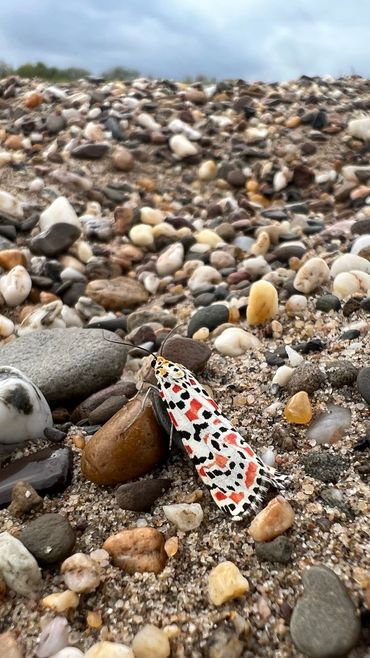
[333,271,370,298]
[247,280,278,325]
[36,617,70,658]
[0,265,32,306]
[156,242,184,276]
[85,642,134,658]
[348,117,370,140]
[351,218,370,235]
[116,479,172,512]
[39,196,81,231]
[273,242,306,261]
[46,113,66,133]
[214,327,260,356]
[255,536,293,564]
[129,224,154,247]
[0,532,41,596]
[103,527,167,575]
[132,625,170,658]
[284,391,312,424]
[61,553,101,593]
[30,222,81,257]
[0,329,127,404]
[0,314,15,337]
[161,335,211,372]
[272,365,294,387]
[198,160,217,181]
[285,295,308,315]
[351,234,370,257]
[0,367,52,448]
[188,304,229,337]
[18,513,75,564]
[290,565,361,658]
[194,292,216,306]
[294,257,330,294]
[287,362,326,395]
[249,496,295,541]
[325,360,358,388]
[86,276,148,310]
[81,393,167,485]
[195,229,224,248]
[357,367,370,404]
[0,190,24,220]
[316,294,341,312]
[169,134,198,158]
[233,235,255,251]
[307,405,351,445]
[331,253,370,277]
[188,265,222,291]
[210,251,235,269]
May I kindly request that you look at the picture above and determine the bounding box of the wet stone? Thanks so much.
[18,513,76,564]
[30,223,81,257]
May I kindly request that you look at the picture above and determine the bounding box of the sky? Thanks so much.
[0,0,368,81]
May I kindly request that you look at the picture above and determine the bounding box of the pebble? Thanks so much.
[285,345,304,367]
[272,365,294,388]
[42,589,79,613]
[248,496,295,541]
[0,189,24,219]
[18,513,76,565]
[61,553,101,593]
[208,561,249,606]
[0,329,127,404]
[39,196,81,231]
[307,405,351,445]
[187,304,229,337]
[333,270,370,298]
[111,146,134,171]
[156,242,184,276]
[163,503,204,531]
[316,294,341,312]
[293,257,330,293]
[290,565,361,658]
[357,367,370,404]
[81,393,166,485]
[198,160,217,181]
[169,134,198,158]
[330,253,370,276]
[103,527,167,574]
[85,642,134,658]
[129,224,154,247]
[285,295,308,315]
[86,276,148,309]
[247,281,278,325]
[300,453,349,483]
[287,362,326,395]
[255,536,293,564]
[325,360,358,387]
[348,116,370,140]
[115,479,172,512]
[0,446,73,506]
[188,265,222,291]
[0,531,42,596]
[132,625,170,658]
[0,632,23,658]
[214,327,260,355]
[36,617,70,658]
[161,335,211,372]
[49,649,84,658]
[30,223,81,257]
[284,391,313,424]
[8,480,43,516]
[0,265,32,306]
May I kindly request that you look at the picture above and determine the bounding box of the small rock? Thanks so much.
[284,391,313,424]
[325,360,358,388]
[81,393,166,485]
[18,513,76,565]
[86,276,148,310]
[248,496,295,541]
[207,622,246,658]
[0,632,23,658]
[348,116,370,140]
[285,295,308,316]
[0,314,15,338]
[208,561,249,606]
[71,143,109,159]
[290,565,361,658]
[85,642,134,658]
[61,553,101,593]
[214,327,260,356]
[198,160,217,181]
[8,480,43,516]
[247,281,278,325]
[287,362,326,395]
[188,304,229,337]
[0,248,27,270]
[112,146,134,171]
[294,257,330,293]
[156,242,184,276]
[132,625,170,658]
[88,396,126,425]
[39,196,80,232]
[0,265,32,306]
[316,294,341,312]
[169,134,198,158]
[103,527,167,574]
[333,270,370,298]
[116,479,172,512]
[357,367,370,404]
[301,452,349,483]
[0,531,42,596]
[272,365,294,388]
[188,265,222,291]
[30,223,81,257]
[129,224,154,247]
[307,405,351,445]
[42,589,79,613]
[331,253,370,277]
[49,649,84,658]
[36,617,70,658]
[255,536,293,564]
[0,190,24,219]
[163,503,204,531]
[161,335,211,372]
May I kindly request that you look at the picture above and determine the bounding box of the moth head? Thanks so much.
[155,355,185,379]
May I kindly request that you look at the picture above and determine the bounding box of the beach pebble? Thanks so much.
[330,253,370,277]
[0,632,23,658]
[156,242,184,276]
[49,649,84,658]
[195,229,223,248]
[247,281,278,325]
[347,116,370,140]
[272,365,294,387]
[161,335,211,372]
[214,327,260,356]
[85,642,134,658]
[325,360,358,388]
[208,561,249,606]
[169,134,198,158]
[248,496,295,542]
[285,295,308,315]
[333,270,370,298]
[187,304,229,337]
[0,314,15,337]
[255,536,293,564]
[0,248,27,270]
[115,479,172,512]
[103,527,167,574]
[163,503,204,531]
[41,590,79,613]
[132,625,170,658]
[39,196,81,231]
[8,480,43,516]
[287,362,326,395]
[86,276,148,310]
[290,565,361,658]
[357,367,370,404]
[129,224,154,247]
[36,618,70,658]
[293,257,330,293]
[0,190,24,219]
[0,532,42,596]
[30,223,81,257]
[284,391,313,424]
[316,294,341,312]
[307,406,351,445]
[81,393,166,485]
[112,146,134,171]
[188,265,222,291]
[18,513,76,565]
[285,345,304,367]
[198,160,217,181]
[300,453,349,484]
[61,553,101,593]
[0,265,32,306]
[351,234,370,257]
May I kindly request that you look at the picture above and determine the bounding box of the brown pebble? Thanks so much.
[103,527,167,574]
[8,480,43,517]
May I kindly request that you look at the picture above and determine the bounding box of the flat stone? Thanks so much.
[18,513,76,564]
[115,478,172,512]
[255,536,293,564]
[0,329,127,404]
[71,381,136,423]
[30,222,81,257]
[71,143,109,159]
[300,452,349,483]
[88,396,127,425]
[161,335,211,372]
[290,565,361,658]
[86,277,149,310]
[0,446,73,507]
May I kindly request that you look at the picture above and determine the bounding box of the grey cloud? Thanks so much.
[0,0,369,80]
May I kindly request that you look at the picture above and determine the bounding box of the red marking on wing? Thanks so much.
[215,454,228,468]
[189,378,197,386]
[168,411,178,428]
[213,418,221,426]
[185,398,203,421]
[215,491,227,501]
[230,491,244,504]
[225,432,238,446]
[202,434,209,444]
[184,444,193,455]
[198,466,206,478]
[159,391,164,398]
[245,461,258,488]
[206,398,218,410]
[172,384,182,394]
[243,445,255,457]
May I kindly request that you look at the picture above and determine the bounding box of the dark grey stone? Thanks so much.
[325,360,358,388]
[300,452,349,483]
[287,362,326,395]
[116,478,172,512]
[316,294,341,312]
[29,222,81,257]
[187,304,229,338]
[18,513,76,564]
[255,536,293,564]
[357,367,370,404]
[71,143,109,159]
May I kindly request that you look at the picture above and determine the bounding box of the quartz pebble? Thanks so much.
[132,625,170,658]
[307,405,351,444]
[272,365,294,387]
[36,618,69,658]
[293,257,330,293]
[103,527,167,574]
[247,281,278,325]
[0,531,42,596]
[333,270,370,298]
[156,242,184,276]
[208,561,249,606]
[330,253,370,276]
[169,134,198,158]
[0,632,23,658]
[84,642,134,658]
[60,553,101,593]
[214,327,260,355]
[0,265,32,306]
[39,196,81,231]
[284,391,313,424]
[163,503,204,531]
[248,496,295,542]
[42,589,79,613]
[50,649,84,658]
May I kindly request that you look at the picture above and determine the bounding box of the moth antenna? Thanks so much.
[102,330,154,356]
[159,322,187,355]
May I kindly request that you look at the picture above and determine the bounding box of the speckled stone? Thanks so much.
[287,362,326,395]
[357,367,370,404]
[325,360,358,388]
[300,452,350,483]
[18,513,76,564]
[255,536,293,564]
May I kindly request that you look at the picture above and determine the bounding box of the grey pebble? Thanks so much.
[18,513,76,564]
[255,536,293,564]
[300,452,350,483]
[325,360,358,388]
[187,304,229,338]
[287,362,326,395]
[116,478,172,512]
[357,367,370,404]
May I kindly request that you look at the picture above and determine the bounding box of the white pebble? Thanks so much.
[198,160,217,181]
[84,642,134,658]
[188,265,222,291]
[136,112,161,131]
[351,235,370,256]
[241,255,271,277]
[0,265,32,306]
[129,224,154,247]
[141,272,160,294]
[132,625,170,658]
[330,253,370,277]
[0,532,42,596]
[156,242,184,276]
[0,314,15,337]
[0,190,24,218]
[261,448,276,467]
[285,345,304,367]
[272,365,294,387]
[307,405,351,445]
[169,134,198,158]
[61,306,84,328]
[50,649,84,658]
[285,295,308,316]
[18,301,65,334]
[140,207,164,226]
[293,257,330,293]
[60,553,101,593]
[29,177,44,192]
[39,196,81,231]
[347,117,370,141]
[36,618,70,658]
[333,270,370,298]
[163,503,204,531]
[214,327,260,356]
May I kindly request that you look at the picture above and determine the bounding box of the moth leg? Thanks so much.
[168,422,174,450]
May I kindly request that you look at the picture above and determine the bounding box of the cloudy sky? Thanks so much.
[0,0,368,81]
